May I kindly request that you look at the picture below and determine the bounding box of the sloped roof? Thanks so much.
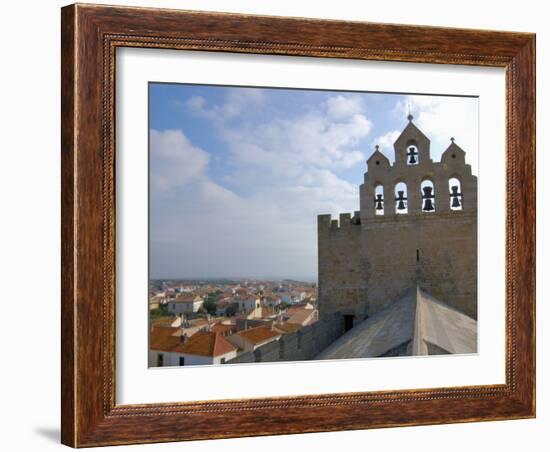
[315,286,476,360]
[394,120,430,148]
[273,322,303,334]
[286,308,316,325]
[171,294,202,303]
[178,331,237,357]
[259,306,277,317]
[286,303,313,315]
[441,140,466,162]
[150,327,237,357]
[150,326,183,352]
[237,326,281,345]
[210,323,236,335]
[367,149,390,164]
[151,316,178,328]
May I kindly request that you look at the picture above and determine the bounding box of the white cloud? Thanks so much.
[150,129,209,191]
[326,95,364,120]
[151,92,374,279]
[150,164,358,280]
[185,95,206,112]
[370,129,401,163]
[219,96,371,191]
[185,88,266,121]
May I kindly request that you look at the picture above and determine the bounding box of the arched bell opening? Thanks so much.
[374,184,384,215]
[394,182,408,214]
[449,177,463,211]
[406,144,420,165]
[421,179,436,212]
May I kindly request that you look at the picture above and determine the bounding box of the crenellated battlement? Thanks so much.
[317,211,361,230]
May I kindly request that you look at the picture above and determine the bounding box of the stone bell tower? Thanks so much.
[318,115,478,330]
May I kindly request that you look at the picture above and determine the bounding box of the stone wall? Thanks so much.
[317,213,368,323]
[226,316,343,364]
[362,212,477,318]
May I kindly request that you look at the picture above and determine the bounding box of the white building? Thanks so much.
[262,295,282,308]
[167,295,204,315]
[236,297,261,313]
[280,291,307,304]
[149,327,238,367]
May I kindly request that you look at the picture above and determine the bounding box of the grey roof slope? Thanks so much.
[315,286,477,360]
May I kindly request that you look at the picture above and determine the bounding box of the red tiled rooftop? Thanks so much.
[237,326,281,345]
[171,294,202,303]
[287,309,316,325]
[178,331,237,357]
[150,326,182,352]
[150,327,236,357]
[210,323,236,335]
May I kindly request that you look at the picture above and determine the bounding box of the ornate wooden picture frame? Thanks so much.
[61,3,535,447]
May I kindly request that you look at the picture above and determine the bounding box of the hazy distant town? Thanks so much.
[149,279,318,367]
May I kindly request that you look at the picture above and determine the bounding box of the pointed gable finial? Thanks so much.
[407,99,413,122]
[450,137,455,143]
[367,145,380,165]
[407,113,414,122]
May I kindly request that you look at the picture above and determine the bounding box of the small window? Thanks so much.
[374,185,384,215]
[394,182,408,214]
[407,145,419,165]
[179,356,185,366]
[157,353,164,367]
[421,180,436,212]
[220,357,226,364]
[449,177,463,210]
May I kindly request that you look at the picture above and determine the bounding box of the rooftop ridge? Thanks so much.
[411,285,425,355]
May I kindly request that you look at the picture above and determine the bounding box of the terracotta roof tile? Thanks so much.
[172,294,202,303]
[150,327,236,357]
[178,331,237,357]
[151,316,178,327]
[210,323,236,335]
[149,326,182,352]
[237,326,281,345]
[287,309,316,325]
[273,323,302,334]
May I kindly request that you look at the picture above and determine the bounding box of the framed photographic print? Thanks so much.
[61,3,536,447]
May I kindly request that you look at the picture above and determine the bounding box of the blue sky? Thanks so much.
[149,83,478,281]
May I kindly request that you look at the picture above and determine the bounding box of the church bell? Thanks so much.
[396,190,406,210]
[423,198,435,211]
[422,186,435,212]
[375,194,384,210]
[450,185,462,208]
